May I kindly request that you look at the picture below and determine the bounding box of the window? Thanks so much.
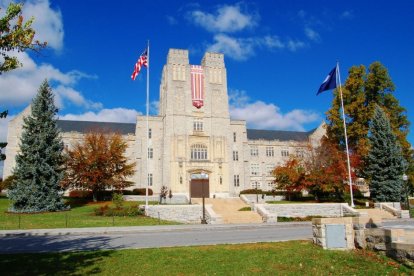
[251,181,261,189]
[193,118,203,131]
[191,144,208,160]
[296,150,305,158]
[148,173,153,186]
[266,164,275,176]
[233,150,239,161]
[233,175,240,187]
[266,147,274,157]
[148,128,152,139]
[233,132,237,142]
[148,148,153,159]
[281,149,289,157]
[179,176,183,184]
[250,146,258,156]
[250,163,260,176]
[267,182,274,190]
[219,176,223,185]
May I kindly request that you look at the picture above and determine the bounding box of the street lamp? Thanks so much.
[403,174,409,209]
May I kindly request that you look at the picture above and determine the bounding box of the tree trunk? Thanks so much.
[93,190,98,202]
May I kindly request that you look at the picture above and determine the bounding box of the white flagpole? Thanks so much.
[145,40,150,213]
[336,62,355,207]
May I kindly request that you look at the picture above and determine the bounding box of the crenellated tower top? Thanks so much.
[167,49,189,65]
[201,52,225,68]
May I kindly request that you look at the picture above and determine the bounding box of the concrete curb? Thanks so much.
[0,222,312,237]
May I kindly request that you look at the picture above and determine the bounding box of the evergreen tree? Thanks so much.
[8,80,66,212]
[364,106,406,202]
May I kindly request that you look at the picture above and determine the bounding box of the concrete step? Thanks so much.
[192,198,263,224]
[358,208,397,219]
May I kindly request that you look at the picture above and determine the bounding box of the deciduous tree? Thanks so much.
[62,132,135,202]
[8,80,66,212]
[326,62,411,170]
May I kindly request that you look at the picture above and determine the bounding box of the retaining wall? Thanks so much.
[262,203,358,218]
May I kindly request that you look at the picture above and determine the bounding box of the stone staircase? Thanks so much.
[192,198,263,224]
[357,208,397,219]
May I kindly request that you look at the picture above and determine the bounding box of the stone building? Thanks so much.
[3,49,325,197]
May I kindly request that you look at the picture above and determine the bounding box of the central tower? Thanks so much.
[158,49,231,197]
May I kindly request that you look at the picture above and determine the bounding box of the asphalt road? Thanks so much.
[0,223,312,253]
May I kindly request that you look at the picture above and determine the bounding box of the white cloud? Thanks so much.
[207,34,306,60]
[189,4,257,33]
[228,91,320,131]
[21,0,64,51]
[0,51,100,110]
[207,34,255,61]
[286,39,306,51]
[60,108,141,123]
[340,10,353,20]
[166,15,177,25]
[304,27,320,42]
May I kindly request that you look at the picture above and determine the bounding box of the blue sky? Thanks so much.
[0,0,413,148]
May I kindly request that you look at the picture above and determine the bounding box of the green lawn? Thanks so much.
[0,241,410,275]
[0,197,178,230]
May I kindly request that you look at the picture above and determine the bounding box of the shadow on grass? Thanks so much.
[0,235,121,275]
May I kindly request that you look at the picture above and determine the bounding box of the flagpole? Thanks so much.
[336,62,355,207]
[145,40,150,213]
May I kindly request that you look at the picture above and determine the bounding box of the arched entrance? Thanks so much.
[189,171,210,198]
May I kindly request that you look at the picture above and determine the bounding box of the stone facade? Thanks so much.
[3,49,325,198]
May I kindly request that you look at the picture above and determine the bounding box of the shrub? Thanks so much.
[131,188,153,196]
[240,189,264,195]
[94,204,143,216]
[69,190,93,198]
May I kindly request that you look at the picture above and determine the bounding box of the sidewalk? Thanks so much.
[0,222,312,237]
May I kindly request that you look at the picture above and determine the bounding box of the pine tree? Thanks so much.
[8,80,66,212]
[364,106,406,202]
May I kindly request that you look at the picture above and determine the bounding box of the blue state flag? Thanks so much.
[317,66,337,95]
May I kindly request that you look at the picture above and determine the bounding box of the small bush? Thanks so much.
[238,207,252,211]
[277,216,322,222]
[69,190,93,198]
[131,188,153,196]
[94,204,143,216]
[240,189,264,195]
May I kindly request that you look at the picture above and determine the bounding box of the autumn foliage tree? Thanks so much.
[273,138,360,202]
[62,132,135,202]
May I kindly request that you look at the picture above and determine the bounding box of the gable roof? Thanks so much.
[57,120,136,135]
[246,128,316,142]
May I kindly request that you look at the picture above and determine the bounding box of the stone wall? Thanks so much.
[312,217,355,249]
[146,205,203,224]
[262,203,357,218]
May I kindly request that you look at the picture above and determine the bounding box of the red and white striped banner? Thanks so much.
[190,65,204,109]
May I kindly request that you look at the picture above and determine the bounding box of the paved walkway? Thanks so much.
[192,198,263,224]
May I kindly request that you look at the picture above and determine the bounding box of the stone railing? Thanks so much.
[205,205,222,224]
[376,202,409,219]
[261,203,358,218]
[255,204,277,223]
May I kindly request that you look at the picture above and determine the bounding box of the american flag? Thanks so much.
[131,49,148,80]
[191,65,204,109]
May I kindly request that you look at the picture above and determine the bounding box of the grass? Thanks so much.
[0,196,178,230]
[0,241,410,275]
[238,206,252,211]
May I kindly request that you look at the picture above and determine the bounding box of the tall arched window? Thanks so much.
[191,144,208,160]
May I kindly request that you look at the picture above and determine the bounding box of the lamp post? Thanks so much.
[403,174,409,209]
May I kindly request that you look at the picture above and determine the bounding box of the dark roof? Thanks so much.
[57,120,136,135]
[247,128,316,142]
